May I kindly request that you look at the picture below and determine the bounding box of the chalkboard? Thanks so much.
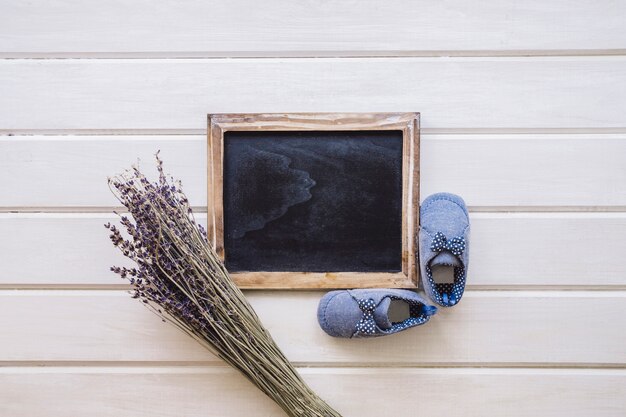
[208,113,419,289]
[223,130,403,272]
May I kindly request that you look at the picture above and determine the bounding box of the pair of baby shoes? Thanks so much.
[318,193,470,338]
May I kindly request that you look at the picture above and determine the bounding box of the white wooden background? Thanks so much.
[1,1,625,416]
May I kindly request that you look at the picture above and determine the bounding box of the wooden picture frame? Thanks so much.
[208,113,420,289]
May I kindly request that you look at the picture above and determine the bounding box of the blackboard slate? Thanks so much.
[223,130,403,272]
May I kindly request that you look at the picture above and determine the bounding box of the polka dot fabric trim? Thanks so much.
[387,295,430,331]
[353,296,432,337]
[425,265,466,307]
[355,298,377,335]
[430,231,466,256]
[425,231,467,307]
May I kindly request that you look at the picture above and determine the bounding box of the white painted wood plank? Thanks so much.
[1,367,624,417]
[1,1,625,55]
[2,212,625,287]
[0,136,205,208]
[1,58,625,130]
[1,134,625,208]
[0,291,624,364]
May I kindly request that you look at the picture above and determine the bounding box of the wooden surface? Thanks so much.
[2,212,626,288]
[208,113,419,288]
[1,58,626,130]
[1,290,624,365]
[1,0,625,56]
[1,134,625,209]
[2,368,625,417]
[1,2,625,416]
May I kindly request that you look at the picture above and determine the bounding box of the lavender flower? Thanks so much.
[106,153,341,417]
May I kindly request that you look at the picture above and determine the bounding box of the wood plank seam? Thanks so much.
[0,362,624,370]
[1,49,626,59]
[4,128,626,135]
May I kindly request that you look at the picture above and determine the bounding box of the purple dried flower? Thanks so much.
[106,153,340,417]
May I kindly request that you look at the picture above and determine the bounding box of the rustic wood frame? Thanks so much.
[208,113,420,289]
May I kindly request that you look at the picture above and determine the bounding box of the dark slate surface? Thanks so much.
[223,130,403,272]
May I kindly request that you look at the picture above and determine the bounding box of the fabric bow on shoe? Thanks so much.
[430,232,466,256]
[355,298,377,335]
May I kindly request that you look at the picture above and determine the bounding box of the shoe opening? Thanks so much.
[387,298,436,327]
[388,299,411,324]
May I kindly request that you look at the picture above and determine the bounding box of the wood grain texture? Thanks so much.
[1,0,625,56]
[1,134,625,208]
[1,290,624,365]
[1,367,625,417]
[2,1,625,415]
[1,57,625,130]
[2,212,626,287]
[208,113,419,288]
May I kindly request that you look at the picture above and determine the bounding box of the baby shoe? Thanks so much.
[317,289,437,338]
[418,193,470,307]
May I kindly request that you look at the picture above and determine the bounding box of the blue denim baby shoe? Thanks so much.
[317,289,437,338]
[419,193,470,307]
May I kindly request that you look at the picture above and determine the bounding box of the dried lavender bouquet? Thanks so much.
[106,155,341,417]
